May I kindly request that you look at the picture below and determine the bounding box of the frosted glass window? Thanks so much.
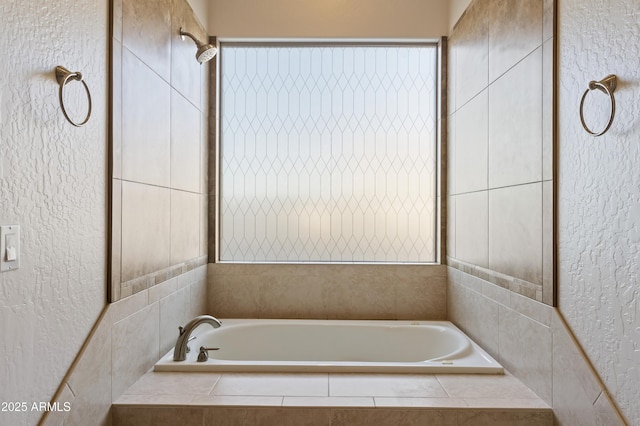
[219,43,437,263]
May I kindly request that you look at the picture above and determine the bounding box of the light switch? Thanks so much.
[1,224,20,272]
[6,245,17,261]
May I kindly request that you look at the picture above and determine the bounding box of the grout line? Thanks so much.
[207,374,223,396]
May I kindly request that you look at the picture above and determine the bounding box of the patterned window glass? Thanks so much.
[219,43,437,263]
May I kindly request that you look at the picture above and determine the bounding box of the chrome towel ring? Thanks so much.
[579,74,617,137]
[55,66,92,127]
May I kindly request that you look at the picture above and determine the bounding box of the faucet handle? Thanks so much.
[197,346,220,362]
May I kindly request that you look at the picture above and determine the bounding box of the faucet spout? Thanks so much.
[173,315,222,361]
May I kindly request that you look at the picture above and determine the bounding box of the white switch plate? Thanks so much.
[1,224,20,272]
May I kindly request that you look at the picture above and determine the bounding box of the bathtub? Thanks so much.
[155,319,503,374]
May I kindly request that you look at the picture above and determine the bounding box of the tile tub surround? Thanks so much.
[447,267,627,425]
[112,371,551,426]
[208,263,447,320]
[40,266,208,426]
[447,0,554,304]
[110,0,210,302]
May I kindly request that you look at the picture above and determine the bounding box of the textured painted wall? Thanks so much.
[449,0,473,32]
[187,0,210,31]
[558,0,640,424]
[0,1,107,425]
[208,0,449,38]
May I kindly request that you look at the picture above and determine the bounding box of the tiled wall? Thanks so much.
[447,0,554,304]
[41,266,208,426]
[110,0,209,302]
[209,264,447,320]
[448,268,625,425]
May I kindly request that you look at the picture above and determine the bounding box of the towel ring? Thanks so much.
[55,66,92,127]
[579,74,617,137]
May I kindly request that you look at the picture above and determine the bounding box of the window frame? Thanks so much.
[214,39,443,265]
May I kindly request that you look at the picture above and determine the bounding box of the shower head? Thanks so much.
[179,27,217,64]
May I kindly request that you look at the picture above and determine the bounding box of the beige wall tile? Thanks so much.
[124,371,220,396]
[447,0,554,309]
[112,303,160,401]
[209,272,265,317]
[542,39,554,182]
[147,408,203,426]
[488,0,543,82]
[177,268,196,288]
[331,409,457,426]
[488,183,542,285]
[395,277,447,320]
[121,182,171,281]
[204,407,249,426]
[283,396,374,407]
[171,90,201,192]
[455,89,488,193]
[192,395,283,406]
[542,0,554,42]
[170,190,200,264]
[594,391,626,426]
[448,112,456,195]
[113,0,208,302]
[447,279,499,358]
[488,48,542,189]
[447,37,458,116]
[211,373,328,397]
[329,374,447,398]
[159,286,191,355]
[324,278,396,320]
[111,179,123,300]
[112,40,123,179]
[542,180,553,305]
[121,48,171,187]
[200,194,208,256]
[201,58,210,114]
[498,307,552,405]
[435,373,539,400]
[189,276,209,319]
[447,195,456,258]
[454,0,489,107]
[200,111,209,193]
[457,410,552,426]
[455,191,488,268]
[110,289,149,324]
[210,264,447,320]
[374,397,467,408]
[40,383,76,426]
[212,408,331,426]
[551,312,603,424]
[510,291,552,327]
[112,406,151,426]
[114,393,193,406]
[148,276,178,304]
[64,313,112,426]
[464,398,549,409]
[113,0,123,42]
[481,279,510,307]
[171,0,206,106]
[122,0,171,81]
[449,268,623,423]
[259,276,327,319]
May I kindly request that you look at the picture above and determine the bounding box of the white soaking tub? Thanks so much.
[154,319,503,374]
